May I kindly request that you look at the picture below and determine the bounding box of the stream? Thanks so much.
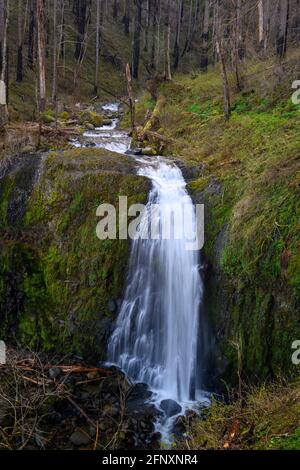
[73,103,210,444]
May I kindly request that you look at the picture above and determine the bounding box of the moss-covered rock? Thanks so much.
[79,110,104,127]
[0,148,150,361]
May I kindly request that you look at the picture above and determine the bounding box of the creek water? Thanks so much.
[73,103,210,443]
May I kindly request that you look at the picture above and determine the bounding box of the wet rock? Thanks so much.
[141,146,157,156]
[126,383,153,414]
[86,141,96,147]
[85,123,95,130]
[108,298,118,313]
[132,148,143,155]
[69,429,91,447]
[49,367,61,379]
[160,399,182,417]
[102,118,113,126]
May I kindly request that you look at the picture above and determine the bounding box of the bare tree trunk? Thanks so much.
[132,0,142,79]
[150,0,156,69]
[155,0,161,70]
[113,0,118,19]
[52,0,58,101]
[200,0,210,70]
[144,0,150,52]
[258,0,264,47]
[28,0,35,70]
[277,0,289,58]
[37,0,46,113]
[258,0,270,52]
[173,0,183,70]
[232,0,243,90]
[16,0,24,81]
[94,0,101,95]
[164,0,171,80]
[126,63,135,131]
[263,0,270,53]
[0,0,9,125]
[216,38,231,120]
[123,0,130,35]
[181,0,193,57]
[58,0,65,59]
[0,0,4,77]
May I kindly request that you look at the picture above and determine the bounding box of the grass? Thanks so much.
[181,379,300,450]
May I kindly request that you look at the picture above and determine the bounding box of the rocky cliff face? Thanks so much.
[0,148,150,361]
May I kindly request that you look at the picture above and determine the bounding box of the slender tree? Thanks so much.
[16,0,24,81]
[173,0,183,70]
[0,0,9,124]
[0,0,4,76]
[37,0,46,112]
[28,0,35,70]
[52,0,58,101]
[94,0,102,95]
[164,0,171,80]
[113,0,118,19]
[200,0,210,70]
[277,0,289,58]
[123,0,130,35]
[132,0,143,79]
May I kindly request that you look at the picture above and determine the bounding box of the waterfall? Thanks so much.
[108,158,206,408]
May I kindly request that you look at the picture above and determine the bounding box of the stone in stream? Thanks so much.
[141,146,157,156]
[160,399,182,417]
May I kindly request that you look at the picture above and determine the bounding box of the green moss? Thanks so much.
[59,111,70,121]
[79,110,103,127]
[41,112,56,124]
[1,147,150,360]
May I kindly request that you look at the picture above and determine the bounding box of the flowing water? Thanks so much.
[73,103,210,442]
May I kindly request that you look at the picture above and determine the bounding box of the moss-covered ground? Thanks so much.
[0,148,150,360]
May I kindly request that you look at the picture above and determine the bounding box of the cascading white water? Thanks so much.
[71,102,209,439]
[108,158,206,412]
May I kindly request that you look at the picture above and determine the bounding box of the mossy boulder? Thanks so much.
[79,110,104,127]
[0,148,150,361]
[59,111,70,121]
[41,112,56,124]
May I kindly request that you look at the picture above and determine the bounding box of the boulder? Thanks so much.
[160,399,182,417]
